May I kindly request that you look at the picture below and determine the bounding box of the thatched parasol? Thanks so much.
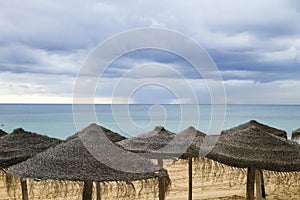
[0,128,61,170]
[9,136,170,200]
[117,126,175,200]
[158,126,206,158]
[206,120,298,171]
[173,126,206,200]
[117,126,175,154]
[65,123,127,200]
[292,128,300,141]
[0,129,7,138]
[0,128,62,200]
[117,126,206,200]
[205,120,300,200]
[65,123,126,142]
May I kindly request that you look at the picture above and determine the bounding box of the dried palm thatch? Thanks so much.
[117,126,206,159]
[175,127,206,200]
[0,128,61,200]
[65,123,126,142]
[8,136,170,199]
[118,126,206,200]
[117,126,175,156]
[204,120,299,200]
[4,173,167,200]
[117,126,177,200]
[0,128,62,169]
[157,126,206,159]
[65,123,127,199]
[0,175,75,199]
[292,128,300,141]
[206,120,299,172]
[9,137,168,182]
[0,129,7,138]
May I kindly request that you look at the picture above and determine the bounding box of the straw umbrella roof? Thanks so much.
[0,128,61,169]
[117,126,176,154]
[160,126,207,200]
[226,120,287,139]
[150,126,207,158]
[8,136,168,183]
[118,126,207,159]
[65,123,126,142]
[0,129,7,138]
[206,120,300,172]
[292,128,300,140]
[175,126,206,157]
[117,126,205,200]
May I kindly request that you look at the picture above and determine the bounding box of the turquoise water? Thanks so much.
[0,104,299,139]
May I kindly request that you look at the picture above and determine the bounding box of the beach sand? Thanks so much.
[1,159,299,199]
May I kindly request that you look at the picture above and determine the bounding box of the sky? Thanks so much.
[0,0,300,104]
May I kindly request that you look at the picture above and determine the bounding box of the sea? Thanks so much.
[0,104,299,140]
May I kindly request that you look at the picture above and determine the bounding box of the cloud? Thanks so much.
[1,69,299,104]
[0,44,86,75]
[224,79,300,104]
[0,0,299,104]
[0,1,121,50]
[0,71,74,95]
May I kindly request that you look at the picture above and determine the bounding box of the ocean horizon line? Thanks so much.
[0,103,300,106]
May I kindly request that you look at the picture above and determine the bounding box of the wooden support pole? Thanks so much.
[255,169,262,200]
[96,182,101,200]
[158,158,165,200]
[260,170,266,198]
[158,158,163,168]
[246,167,255,200]
[82,181,93,200]
[20,178,28,200]
[188,156,193,200]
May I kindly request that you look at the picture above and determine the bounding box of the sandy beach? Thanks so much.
[1,0,300,199]
[1,159,299,200]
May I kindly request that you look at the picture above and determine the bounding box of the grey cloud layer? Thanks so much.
[0,0,299,103]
